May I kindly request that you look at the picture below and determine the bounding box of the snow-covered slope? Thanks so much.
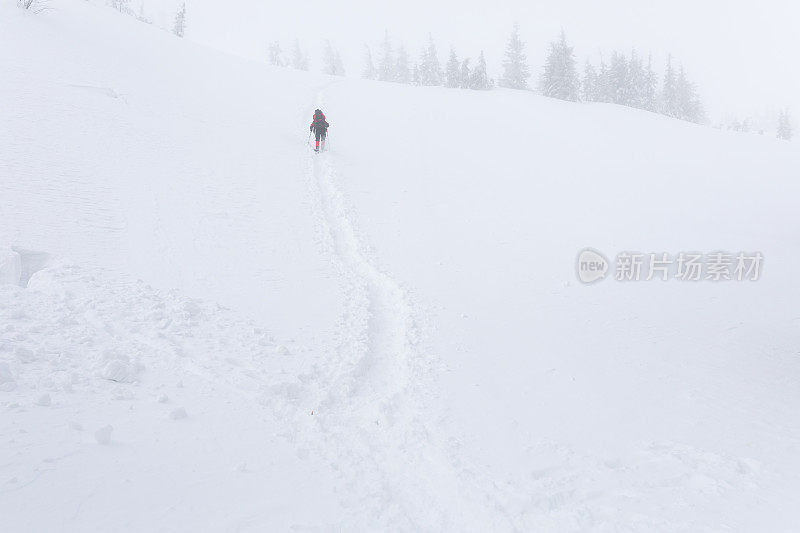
[2,1,800,531]
[324,79,800,530]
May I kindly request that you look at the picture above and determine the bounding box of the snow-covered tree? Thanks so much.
[625,49,647,109]
[500,24,530,89]
[643,55,658,111]
[378,31,394,82]
[291,40,309,71]
[608,51,628,104]
[777,108,793,140]
[172,2,186,38]
[445,48,461,88]
[268,42,284,67]
[740,117,752,133]
[419,34,443,86]
[460,58,471,89]
[582,61,598,102]
[675,65,704,123]
[362,46,377,80]
[411,63,420,85]
[323,41,345,76]
[335,50,345,77]
[590,57,607,101]
[660,55,678,117]
[470,51,490,90]
[539,31,579,101]
[109,0,133,15]
[395,44,411,84]
[586,50,699,122]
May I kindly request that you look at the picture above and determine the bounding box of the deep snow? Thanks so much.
[2,1,800,531]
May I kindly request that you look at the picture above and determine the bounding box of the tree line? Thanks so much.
[505,26,704,123]
[361,32,492,90]
[273,27,705,123]
[42,1,792,140]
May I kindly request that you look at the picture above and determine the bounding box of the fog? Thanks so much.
[147,1,800,120]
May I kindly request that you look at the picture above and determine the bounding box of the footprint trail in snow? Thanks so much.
[287,100,512,530]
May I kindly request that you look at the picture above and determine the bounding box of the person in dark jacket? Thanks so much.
[310,109,329,152]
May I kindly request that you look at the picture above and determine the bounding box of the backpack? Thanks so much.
[313,110,329,129]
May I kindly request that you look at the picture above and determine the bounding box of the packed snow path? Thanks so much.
[287,97,510,529]
[309,152,415,414]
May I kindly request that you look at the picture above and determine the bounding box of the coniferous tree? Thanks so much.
[291,39,309,71]
[608,51,629,104]
[419,34,443,86]
[500,24,530,89]
[395,44,411,84]
[172,2,186,37]
[740,117,751,133]
[323,41,345,76]
[335,50,345,76]
[626,49,647,109]
[582,61,598,102]
[643,55,658,111]
[460,58,471,89]
[378,31,395,82]
[109,0,132,15]
[362,45,377,80]
[596,56,613,103]
[445,48,461,88]
[411,63,420,85]
[660,55,679,117]
[322,41,335,75]
[539,31,579,101]
[777,108,794,140]
[470,51,490,90]
[675,65,703,122]
[268,42,285,67]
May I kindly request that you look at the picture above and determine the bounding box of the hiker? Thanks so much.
[310,109,329,153]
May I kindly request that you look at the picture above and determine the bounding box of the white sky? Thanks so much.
[149,0,799,122]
